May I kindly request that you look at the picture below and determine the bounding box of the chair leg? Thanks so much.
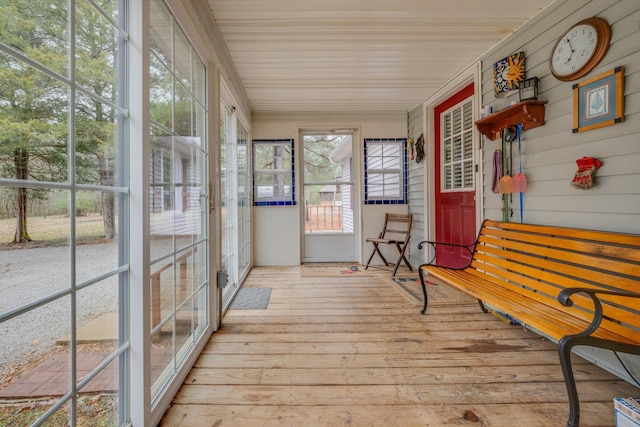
[365,243,388,270]
[391,243,412,276]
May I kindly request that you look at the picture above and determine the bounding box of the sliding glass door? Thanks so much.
[220,100,251,307]
[148,0,210,405]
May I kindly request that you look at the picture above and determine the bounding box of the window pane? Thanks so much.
[253,140,294,204]
[76,0,119,97]
[364,138,406,203]
[463,132,473,160]
[193,56,206,106]
[175,83,192,136]
[76,99,120,186]
[2,1,69,77]
[303,135,345,183]
[0,54,70,182]
[453,136,462,161]
[150,54,173,131]
[443,113,451,138]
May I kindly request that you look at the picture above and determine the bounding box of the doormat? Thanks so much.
[301,264,371,277]
[229,287,272,310]
[392,277,434,302]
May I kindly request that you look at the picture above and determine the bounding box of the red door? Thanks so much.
[434,83,476,268]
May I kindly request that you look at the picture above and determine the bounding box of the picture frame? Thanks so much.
[573,66,624,133]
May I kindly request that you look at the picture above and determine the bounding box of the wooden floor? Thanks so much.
[160,266,638,426]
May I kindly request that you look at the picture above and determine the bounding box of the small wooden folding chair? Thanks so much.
[364,213,413,276]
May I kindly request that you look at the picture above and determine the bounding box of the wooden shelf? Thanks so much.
[475,100,548,140]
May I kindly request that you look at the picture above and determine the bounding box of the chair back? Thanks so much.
[380,213,412,242]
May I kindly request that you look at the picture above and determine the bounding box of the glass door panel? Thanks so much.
[302,133,357,262]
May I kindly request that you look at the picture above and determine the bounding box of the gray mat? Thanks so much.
[229,287,272,310]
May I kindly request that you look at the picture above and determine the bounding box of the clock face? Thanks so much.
[549,17,611,81]
[551,24,597,76]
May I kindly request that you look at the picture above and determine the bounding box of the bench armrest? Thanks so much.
[416,240,475,269]
[558,287,640,337]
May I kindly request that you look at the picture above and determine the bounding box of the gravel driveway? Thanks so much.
[0,242,120,373]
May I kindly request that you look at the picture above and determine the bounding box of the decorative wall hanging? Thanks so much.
[570,157,602,190]
[415,133,425,163]
[407,137,414,161]
[573,67,624,133]
[493,52,526,98]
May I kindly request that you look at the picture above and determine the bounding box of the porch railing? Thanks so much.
[305,204,342,232]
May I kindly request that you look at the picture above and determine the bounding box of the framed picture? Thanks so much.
[573,67,624,133]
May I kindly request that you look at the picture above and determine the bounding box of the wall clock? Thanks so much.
[549,17,611,81]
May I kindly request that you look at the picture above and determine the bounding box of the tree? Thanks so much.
[74,0,121,238]
[302,135,344,204]
[0,0,70,242]
[0,0,121,241]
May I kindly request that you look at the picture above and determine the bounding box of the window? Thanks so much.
[441,100,474,191]
[0,1,128,425]
[237,122,251,277]
[364,138,408,204]
[252,139,295,206]
[148,0,209,404]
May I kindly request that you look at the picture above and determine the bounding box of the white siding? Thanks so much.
[407,105,425,268]
[341,158,354,233]
[479,0,640,234]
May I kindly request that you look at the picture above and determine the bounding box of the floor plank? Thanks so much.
[160,266,639,426]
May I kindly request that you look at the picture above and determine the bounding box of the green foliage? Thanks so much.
[0,0,123,238]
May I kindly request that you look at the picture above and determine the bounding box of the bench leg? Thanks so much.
[478,299,489,313]
[558,335,580,427]
[418,267,428,314]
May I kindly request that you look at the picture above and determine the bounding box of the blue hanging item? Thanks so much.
[510,123,526,223]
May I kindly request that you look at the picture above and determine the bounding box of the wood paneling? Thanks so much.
[160,266,638,426]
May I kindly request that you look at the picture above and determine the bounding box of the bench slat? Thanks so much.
[484,220,640,252]
[472,248,640,318]
[477,233,640,283]
[425,266,640,346]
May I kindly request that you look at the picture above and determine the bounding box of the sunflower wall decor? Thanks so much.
[493,52,526,97]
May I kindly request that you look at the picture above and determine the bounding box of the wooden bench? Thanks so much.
[417,220,640,427]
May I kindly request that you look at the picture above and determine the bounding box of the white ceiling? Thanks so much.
[206,0,556,113]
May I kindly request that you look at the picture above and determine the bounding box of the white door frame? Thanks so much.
[299,128,361,263]
[422,62,483,261]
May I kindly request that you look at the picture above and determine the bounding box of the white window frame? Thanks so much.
[252,139,295,205]
[440,100,475,193]
[364,138,407,204]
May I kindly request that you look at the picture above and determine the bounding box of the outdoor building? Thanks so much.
[0,0,639,426]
